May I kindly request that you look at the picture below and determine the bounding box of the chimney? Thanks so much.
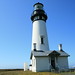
[58,44,62,51]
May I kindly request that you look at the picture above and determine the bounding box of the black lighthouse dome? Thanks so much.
[31,2,48,22]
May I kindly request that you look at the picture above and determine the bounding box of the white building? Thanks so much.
[24,63,28,71]
[30,2,70,72]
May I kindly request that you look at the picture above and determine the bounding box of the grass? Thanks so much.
[60,72,75,75]
[0,70,75,75]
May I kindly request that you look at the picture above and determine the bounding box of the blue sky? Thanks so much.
[0,0,75,69]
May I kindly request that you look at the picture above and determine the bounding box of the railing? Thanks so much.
[50,64,60,72]
[55,63,60,72]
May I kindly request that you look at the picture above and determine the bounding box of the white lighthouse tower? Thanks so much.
[30,3,69,72]
[31,2,49,51]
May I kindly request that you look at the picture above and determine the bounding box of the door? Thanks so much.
[51,56,55,69]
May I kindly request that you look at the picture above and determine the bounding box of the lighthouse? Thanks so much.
[31,2,49,51]
[30,3,69,72]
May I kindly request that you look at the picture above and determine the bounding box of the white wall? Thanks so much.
[32,55,36,72]
[32,20,49,51]
[36,57,50,72]
[31,56,69,72]
[29,66,32,71]
[29,60,32,71]
[57,57,69,71]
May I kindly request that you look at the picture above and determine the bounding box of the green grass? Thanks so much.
[0,71,75,75]
[60,72,75,75]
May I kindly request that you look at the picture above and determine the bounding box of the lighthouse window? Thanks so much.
[42,16,45,20]
[34,16,40,20]
[41,36,44,44]
[37,16,39,19]
[35,5,43,10]
[33,43,36,51]
[34,16,38,20]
